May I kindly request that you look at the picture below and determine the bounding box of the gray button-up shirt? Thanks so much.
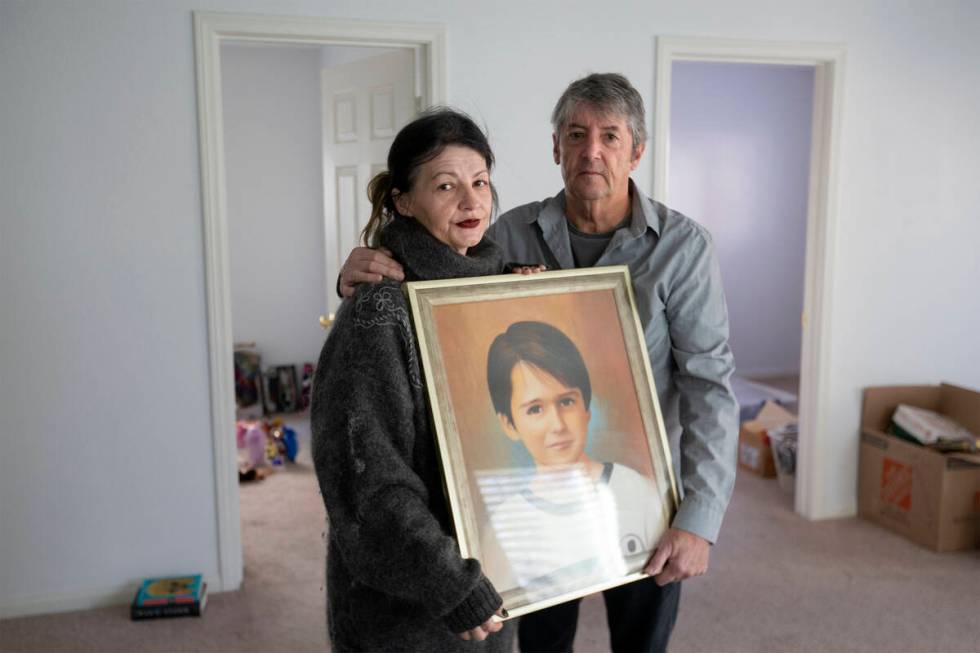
[488,181,738,543]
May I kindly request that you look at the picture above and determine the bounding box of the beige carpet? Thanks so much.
[2,416,978,652]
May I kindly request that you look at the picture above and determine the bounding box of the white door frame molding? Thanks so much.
[193,11,447,593]
[653,37,846,520]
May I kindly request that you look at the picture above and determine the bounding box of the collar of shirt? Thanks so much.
[530,179,661,269]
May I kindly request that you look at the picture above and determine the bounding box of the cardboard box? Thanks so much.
[858,384,980,552]
[738,401,797,478]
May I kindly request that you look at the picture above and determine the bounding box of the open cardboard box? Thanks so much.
[738,401,796,478]
[858,384,980,552]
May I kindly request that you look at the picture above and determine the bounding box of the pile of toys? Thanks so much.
[236,418,299,481]
[234,344,315,419]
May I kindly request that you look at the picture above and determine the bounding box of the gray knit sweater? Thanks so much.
[311,217,514,652]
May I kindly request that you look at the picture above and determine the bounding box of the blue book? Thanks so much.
[130,574,207,620]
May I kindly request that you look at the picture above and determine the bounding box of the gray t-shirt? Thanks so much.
[566,215,631,268]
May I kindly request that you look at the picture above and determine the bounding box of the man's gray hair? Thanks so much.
[551,73,647,153]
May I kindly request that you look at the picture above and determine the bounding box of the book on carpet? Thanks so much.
[131,574,207,620]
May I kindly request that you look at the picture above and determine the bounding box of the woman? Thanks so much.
[311,109,512,652]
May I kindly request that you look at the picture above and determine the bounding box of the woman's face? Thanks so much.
[393,145,492,255]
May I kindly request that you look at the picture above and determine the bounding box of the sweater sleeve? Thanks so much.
[311,286,501,632]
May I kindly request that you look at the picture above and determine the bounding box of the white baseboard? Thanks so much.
[0,577,226,620]
[0,584,132,620]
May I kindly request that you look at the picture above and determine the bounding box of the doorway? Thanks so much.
[653,37,846,520]
[669,60,813,400]
[194,12,447,594]
[219,40,419,600]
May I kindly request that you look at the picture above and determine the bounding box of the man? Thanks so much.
[340,73,738,653]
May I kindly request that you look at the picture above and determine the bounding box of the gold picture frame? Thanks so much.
[405,266,679,618]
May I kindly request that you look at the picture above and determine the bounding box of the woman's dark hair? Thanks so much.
[362,107,496,247]
[486,321,592,426]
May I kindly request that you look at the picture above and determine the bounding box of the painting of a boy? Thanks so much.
[478,321,668,601]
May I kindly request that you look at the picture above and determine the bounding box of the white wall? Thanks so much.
[669,62,814,378]
[2,0,980,618]
[0,0,219,616]
[222,43,326,368]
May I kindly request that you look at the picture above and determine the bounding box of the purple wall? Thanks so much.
[669,61,814,377]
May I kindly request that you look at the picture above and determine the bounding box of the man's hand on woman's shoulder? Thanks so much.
[339,247,405,297]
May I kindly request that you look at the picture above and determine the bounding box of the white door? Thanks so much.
[321,48,418,314]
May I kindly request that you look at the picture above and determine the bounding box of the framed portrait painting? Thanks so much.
[405,266,679,618]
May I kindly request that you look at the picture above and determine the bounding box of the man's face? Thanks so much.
[552,103,644,205]
[499,361,591,469]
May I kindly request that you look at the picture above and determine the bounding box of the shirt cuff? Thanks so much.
[442,576,502,633]
[671,494,726,544]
